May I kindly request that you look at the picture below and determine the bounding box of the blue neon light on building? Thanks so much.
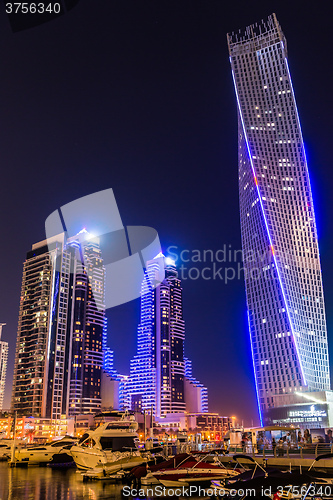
[227,14,331,423]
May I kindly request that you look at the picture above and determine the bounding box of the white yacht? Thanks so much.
[14,436,77,465]
[71,415,148,471]
[0,439,14,460]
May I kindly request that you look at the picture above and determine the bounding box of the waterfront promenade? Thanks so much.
[160,441,333,471]
[212,442,333,472]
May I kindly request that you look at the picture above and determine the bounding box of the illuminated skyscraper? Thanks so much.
[67,232,105,415]
[12,231,104,418]
[228,14,331,426]
[12,234,74,418]
[184,357,208,413]
[128,255,186,416]
[101,318,130,411]
[0,323,8,412]
[127,254,207,417]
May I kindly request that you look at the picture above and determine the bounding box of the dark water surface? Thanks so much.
[0,463,210,500]
[0,462,127,500]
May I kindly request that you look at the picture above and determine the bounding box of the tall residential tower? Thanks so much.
[67,232,105,415]
[228,14,331,427]
[11,234,74,419]
[0,323,8,412]
[11,231,105,418]
[127,254,208,417]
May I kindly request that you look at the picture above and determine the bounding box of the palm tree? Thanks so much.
[25,428,35,444]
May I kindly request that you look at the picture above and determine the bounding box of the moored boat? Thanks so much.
[211,454,333,499]
[152,460,239,488]
[131,453,191,486]
[0,439,14,460]
[70,413,149,471]
[140,452,240,488]
[14,436,77,465]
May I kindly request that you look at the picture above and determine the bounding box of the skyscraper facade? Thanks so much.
[128,255,186,416]
[228,14,331,425]
[0,324,8,412]
[102,319,130,411]
[67,232,105,415]
[12,234,74,419]
[184,357,208,413]
[12,231,105,418]
[127,254,208,417]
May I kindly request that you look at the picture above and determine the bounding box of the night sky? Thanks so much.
[1,1,333,426]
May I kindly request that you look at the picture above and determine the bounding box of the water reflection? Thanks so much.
[0,463,126,500]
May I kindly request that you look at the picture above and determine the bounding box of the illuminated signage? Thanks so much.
[288,405,327,419]
[266,403,330,427]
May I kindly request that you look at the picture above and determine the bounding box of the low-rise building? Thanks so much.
[0,415,74,442]
[152,412,232,442]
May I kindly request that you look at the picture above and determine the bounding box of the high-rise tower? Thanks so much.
[12,231,105,418]
[12,234,74,418]
[0,323,8,412]
[128,255,186,416]
[228,14,331,426]
[67,232,105,415]
[184,357,208,413]
[127,254,208,417]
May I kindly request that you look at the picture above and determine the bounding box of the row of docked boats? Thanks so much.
[0,411,157,469]
[3,412,333,499]
[82,451,333,499]
[72,418,333,499]
[209,454,333,499]
[128,452,333,499]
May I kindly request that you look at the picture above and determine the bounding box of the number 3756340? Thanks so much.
[5,3,61,14]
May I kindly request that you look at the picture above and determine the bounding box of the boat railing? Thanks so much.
[161,442,230,460]
[162,441,220,458]
[227,442,333,459]
[156,440,333,460]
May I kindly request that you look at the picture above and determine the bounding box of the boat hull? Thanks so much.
[71,447,146,471]
[14,439,76,465]
[15,449,73,465]
[152,468,238,487]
